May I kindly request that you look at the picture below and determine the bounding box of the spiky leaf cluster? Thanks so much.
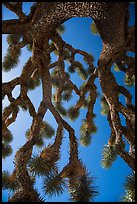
[26,44,33,52]
[74,61,88,80]
[3,34,22,71]
[67,106,80,121]
[40,121,55,139]
[28,77,41,90]
[28,154,57,177]
[55,102,67,116]
[2,128,13,143]
[25,129,44,147]
[25,121,55,146]
[8,188,44,202]
[80,120,97,146]
[2,49,20,71]
[124,74,135,87]
[121,172,135,202]
[42,172,66,197]
[113,63,121,72]
[68,65,75,73]
[90,22,99,35]
[69,174,98,202]
[2,170,19,191]
[101,145,117,169]
[53,49,59,56]
[62,90,72,102]
[2,143,13,159]
[63,49,71,61]
[56,24,65,34]
[7,34,21,45]
[83,54,94,64]
[2,170,10,190]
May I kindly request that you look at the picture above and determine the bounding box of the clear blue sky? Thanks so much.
[2,2,135,202]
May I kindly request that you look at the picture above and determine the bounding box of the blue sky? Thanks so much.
[2,3,135,202]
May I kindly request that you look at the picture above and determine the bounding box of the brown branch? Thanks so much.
[2,19,30,34]
[2,77,20,98]
[5,107,19,127]
[3,2,27,20]
[115,143,135,171]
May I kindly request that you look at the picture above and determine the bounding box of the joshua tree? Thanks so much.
[2,2,135,202]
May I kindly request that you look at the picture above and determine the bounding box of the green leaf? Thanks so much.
[83,54,94,64]
[56,24,65,34]
[2,144,13,159]
[7,34,21,45]
[69,172,98,202]
[2,171,10,189]
[2,53,19,71]
[28,78,41,90]
[2,128,13,143]
[90,22,99,35]
[55,102,67,116]
[121,173,135,202]
[80,120,97,146]
[40,121,55,139]
[124,74,135,87]
[42,172,66,197]
[26,122,55,144]
[80,133,91,147]
[101,145,117,169]
[77,67,88,80]
[67,106,80,121]
[26,44,32,52]
[68,65,75,73]
[28,154,57,177]
[113,63,121,72]
[62,91,72,102]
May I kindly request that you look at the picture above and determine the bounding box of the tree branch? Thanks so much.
[2,19,30,34]
[3,2,27,20]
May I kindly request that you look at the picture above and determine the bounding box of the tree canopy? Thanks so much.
[2,2,135,202]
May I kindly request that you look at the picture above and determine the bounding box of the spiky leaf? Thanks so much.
[2,128,13,143]
[28,154,57,177]
[68,107,80,121]
[68,65,75,73]
[62,91,72,102]
[28,78,41,90]
[80,133,91,146]
[2,170,19,191]
[124,74,135,87]
[43,172,66,197]
[55,102,67,116]
[56,24,65,34]
[26,44,32,52]
[90,22,99,35]
[2,144,13,159]
[121,173,135,202]
[69,174,98,202]
[80,120,97,146]
[2,171,10,189]
[114,63,121,72]
[100,96,109,116]
[7,34,21,45]
[39,121,55,139]
[101,145,117,169]
[2,53,19,71]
